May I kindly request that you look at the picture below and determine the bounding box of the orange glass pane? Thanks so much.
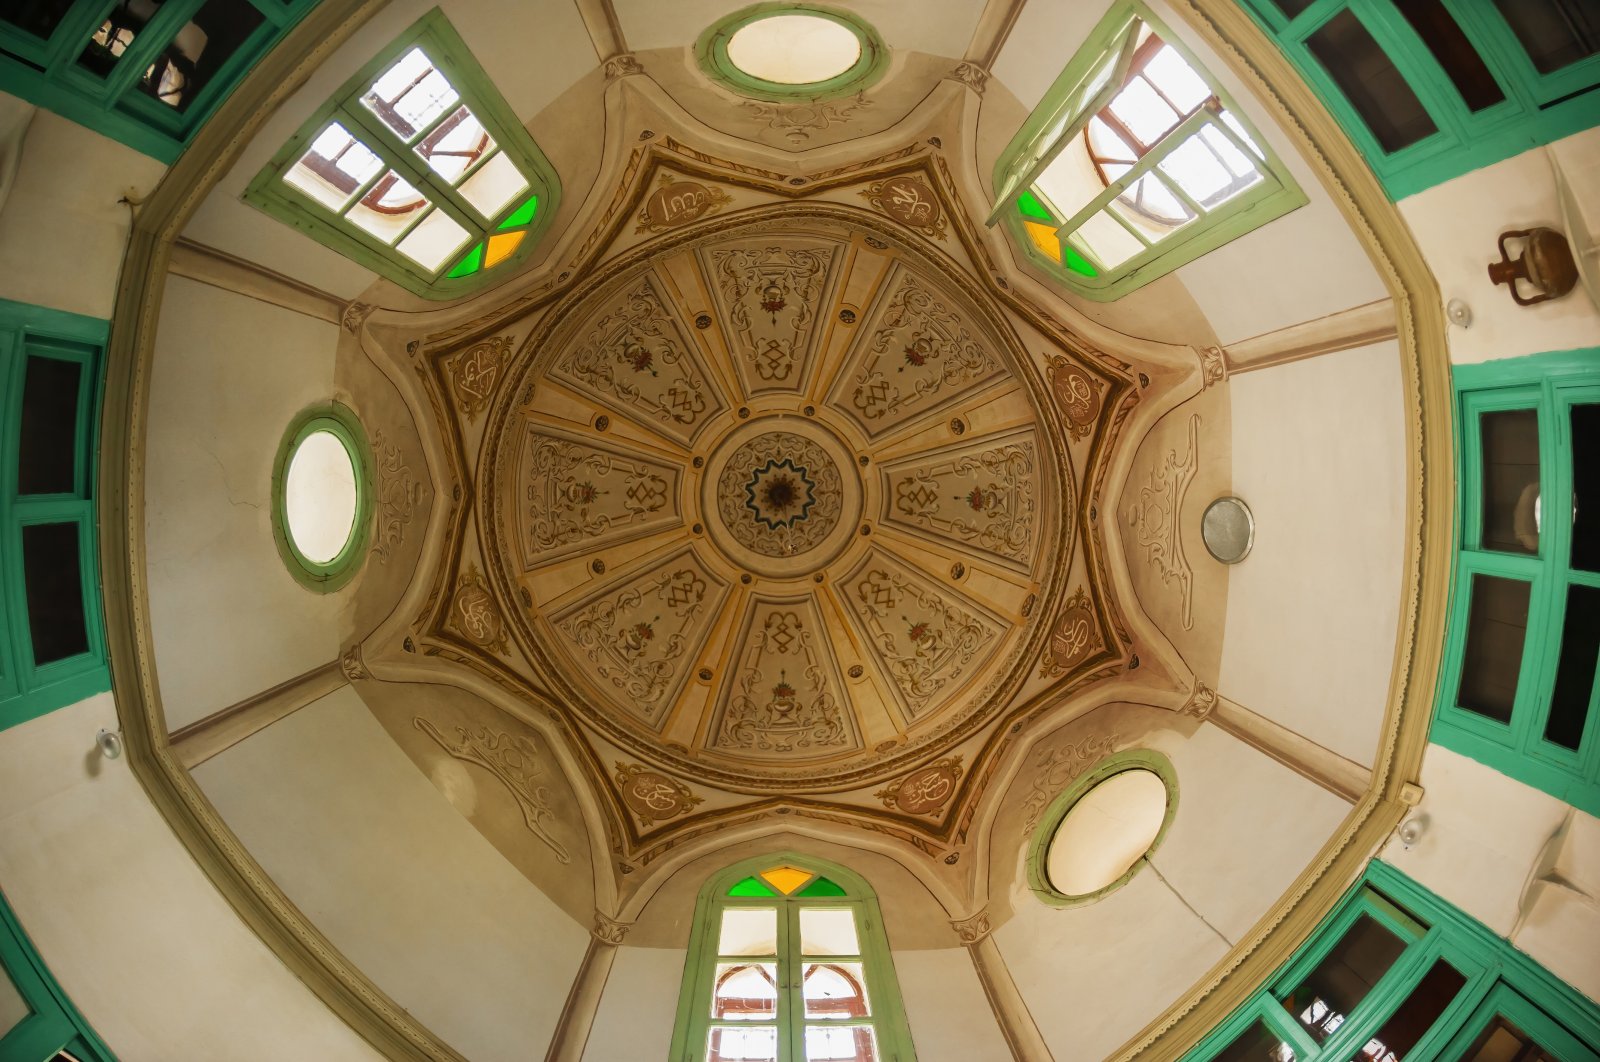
[1023,219,1064,264]
[483,230,525,268]
[759,865,814,896]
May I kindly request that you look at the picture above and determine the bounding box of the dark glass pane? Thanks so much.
[0,0,77,40]
[1352,959,1467,1060]
[1480,408,1540,555]
[1214,1020,1297,1062]
[1573,404,1599,572]
[135,0,266,112]
[1464,1015,1558,1061]
[1306,11,1439,153]
[1395,0,1506,111]
[1547,584,1600,750]
[1493,0,1600,75]
[22,522,89,666]
[18,355,82,496]
[1282,913,1409,1045]
[1458,575,1532,723]
[1275,0,1317,18]
[78,0,169,78]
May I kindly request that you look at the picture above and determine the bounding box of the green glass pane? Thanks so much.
[729,876,776,897]
[1017,190,1056,222]
[796,877,847,897]
[1063,245,1098,278]
[446,242,484,278]
[497,194,539,230]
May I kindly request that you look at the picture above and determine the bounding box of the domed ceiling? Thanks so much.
[399,147,1136,856]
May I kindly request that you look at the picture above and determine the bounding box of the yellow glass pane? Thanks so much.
[1023,219,1064,264]
[759,865,814,896]
[483,230,525,268]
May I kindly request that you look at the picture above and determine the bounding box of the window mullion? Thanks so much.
[99,0,208,100]
[782,903,803,1062]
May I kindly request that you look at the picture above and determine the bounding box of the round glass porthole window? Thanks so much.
[1028,750,1177,906]
[697,5,886,102]
[272,404,371,592]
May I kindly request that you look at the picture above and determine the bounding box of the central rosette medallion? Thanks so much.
[717,431,843,558]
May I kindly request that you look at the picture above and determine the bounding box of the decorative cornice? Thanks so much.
[602,52,643,80]
[591,911,632,945]
[949,910,992,945]
[946,61,990,93]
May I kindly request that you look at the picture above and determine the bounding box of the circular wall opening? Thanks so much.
[285,430,358,563]
[697,6,886,102]
[272,404,372,592]
[1029,751,1177,905]
[727,14,861,84]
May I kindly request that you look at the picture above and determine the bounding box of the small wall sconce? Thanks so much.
[95,728,123,760]
[1489,227,1578,306]
[1397,814,1429,849]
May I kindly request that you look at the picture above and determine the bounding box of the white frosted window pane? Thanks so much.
[1045,768,1168,895]
[719,907,777,956]
[1033,145,1102,226]
[1144,45,1211,112]
[800,908,859,955]
[343,171,429,244]
[1109,76,1179,145]
[713,963,777,1021]
[1159,135,1236,203]
[1110,173,1193,240]
[1221,110,1265,159]
[0,964,28,1041]
[1087,116,1137,162]
[1074,209,1143,267]
[727,14,860,84]
[803,962,870,1019]
[285,430,357,563]
[362,47,458,140]
[458,150,530,219]
[397,208,470,271]
[710,1026,778,1062]
[414,105,495,183]
[805,1024,878,1060]
[283,123,382,211]
[1199,124,1261,180]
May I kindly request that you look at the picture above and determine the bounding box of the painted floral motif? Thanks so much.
[834,270,1002,438]
[556,558,726,728]
[517,427,680,566]
[886,434,1041,570]
[716,432,843,559]
[1125,415,1198,631]
[714,602,854,755]
[704,240,840,392]
[552,276,724,444]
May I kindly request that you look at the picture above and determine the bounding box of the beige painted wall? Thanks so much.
[583,945,686,1062]
[184,0,598,301]
[0,694,382,1061]
[1382,743,1600,1005]
[143,276,347,730]
[0,104,165,320]
[1399,128,1600,367]
[1219,340,1407,767]
[192,687,591,1062]
[895,946,1014,1061]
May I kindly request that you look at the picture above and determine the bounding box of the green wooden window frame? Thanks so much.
[0,298,110,733]
[242,9,561,300]
[0,886,115,1061]
[669,853,918,1062]
[1183,860,1600,1062]
[989,1,1307,302]
[0,0,318,164]
[1433,349,1600,818]
[270,401,372,594]
[1240,0,1600,200]
[694,4,888,104]
[1025,748,1178,908]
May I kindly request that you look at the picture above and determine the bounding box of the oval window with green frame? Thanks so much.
[1027,748,1177,907]
[696,4,887,103]
[271,403,372,593]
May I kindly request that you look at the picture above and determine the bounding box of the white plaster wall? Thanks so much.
[583,946,686,1062]
[0,104,166,320]
[614,0,985,61]
[1220,340,1408,767]
[1399,128,1600,366]
[896,947,1013,1062]
[995,866,1228,1060]
[185,0,597,299]
[1155,725,1351,943]
[0,694,382,1061]
[143,276,345,729]
[192,687,592,1062]
[990,0,1115,113]
[1381,743,1600,1004]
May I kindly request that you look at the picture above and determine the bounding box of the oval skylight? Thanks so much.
[284,429,358,564]
[1044,768,1169,897]
[726,13,862,85]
